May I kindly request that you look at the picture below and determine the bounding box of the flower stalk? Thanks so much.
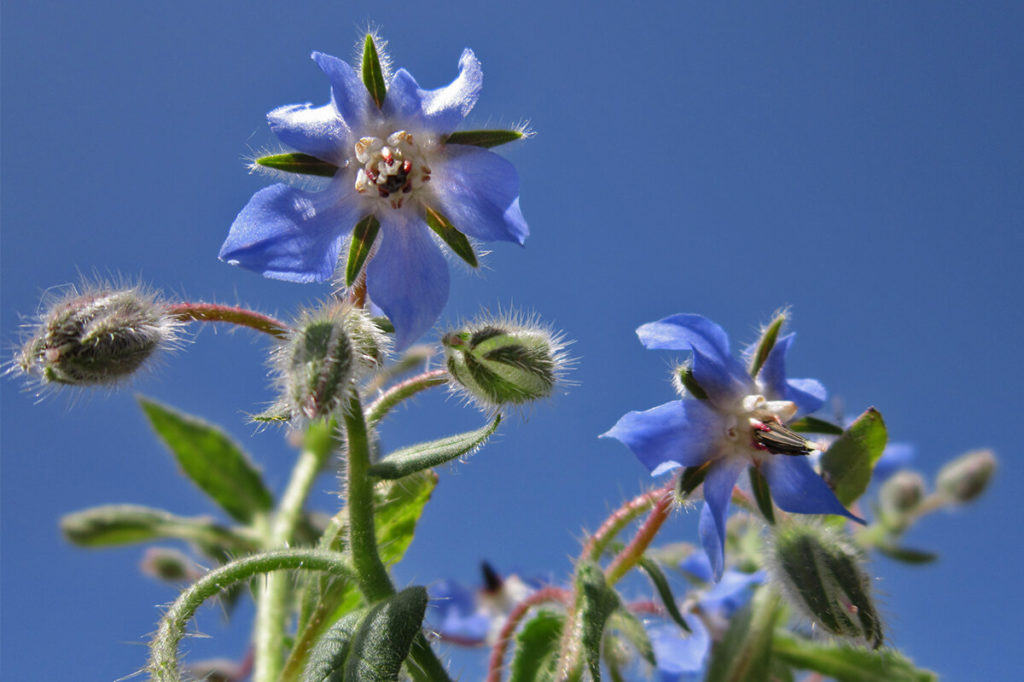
[166,302,290,337]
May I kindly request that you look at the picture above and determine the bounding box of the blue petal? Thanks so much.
[381,69,424,125]
[760,457,865,524]
[219,183,361,282]
[601,400,721,474]
[267,103,349,165]
[428,579,490,642]
[699,458,746,581]
[312,52,375,134]
[679,552,714,583]
[366,215,449,349]
[432,145,528,244]
[759,333,826,415]
[648,617,710,675]
[700,569,764,617]
[383,50,483,135]
[637,315,752,406]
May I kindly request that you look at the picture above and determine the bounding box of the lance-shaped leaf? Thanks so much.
[875,544,938,565]
[361,34,387,108]
[820,408,887,506]
[255,152,339,178]
[139,397,273,523]
[772,635,937,682]
[509,611,563,682]
[706,589,780,682]
[424,205,478,267]
[344,586,428,681]
[61,504,254,551]
[607,608,655,666]
[788,415,844,436]
[369,415,500,479]
[576,561,622,681]
[748,313,785,376]
[445,129,524,148]
[636,556,690,633]
[748,467,776,525]
[345,216,381,286]
[304,609,365,682]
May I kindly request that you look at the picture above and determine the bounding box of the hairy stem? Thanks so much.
[582,488,663,562]
[364,369,448,425]
[604,484,674,586]
[166,302,290,337]
[148,549,352,682]
[486,587,572,682]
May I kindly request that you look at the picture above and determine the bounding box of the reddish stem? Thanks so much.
[581,487,665,562]
[166,303,290,338]
[486,587,571,682]
[604,483,675,586]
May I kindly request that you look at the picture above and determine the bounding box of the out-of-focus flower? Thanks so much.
[219,38,528,349]
[604,314,862,580]
[427,562,537,645]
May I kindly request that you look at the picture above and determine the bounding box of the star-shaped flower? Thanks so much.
[219,37,528,348]
[604,314,863,579]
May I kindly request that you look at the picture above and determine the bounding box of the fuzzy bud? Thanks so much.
[442,314,570,409]
[936,449,997,504]
[879,470,926,518]
[767,523,883,649]
[14,285,178,388]
[274,303,388,421]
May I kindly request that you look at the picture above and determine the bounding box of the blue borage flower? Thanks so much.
[603,314,864,580]
[219,40,528,349]
[427,562,538,645]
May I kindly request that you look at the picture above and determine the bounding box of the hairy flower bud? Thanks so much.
[274,302,388,421]
[767,523,883,649]
[13,284,178,389]
[442,313,571,410]
[879,470,926,517]
[936,449,997,504]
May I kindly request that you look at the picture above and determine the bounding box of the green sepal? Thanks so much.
[344,587,428,681]
[445,129,524,148]
[748,313,786,377]
[139,397,274,523]
[303,609,364,682]
[255,152,339,178]
[607,608,655,666]
[876,544,938,565]
[60,504,254,551]
[636,556,691,633]
[772,635,937,682]
[748,467,776,525]
[820,408,888,506]
[424,206,478,267]
[788,415,844,436]
[677,365,708,400]
[677,461,711,498]
[346,216,381,286]
[706,589,780,682]
[371,317,395,334]
[361,34,387,108]
[509,611,563,682]
[576,560,622,681]
[369,416,500,479]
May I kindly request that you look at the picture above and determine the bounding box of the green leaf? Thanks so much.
[748,467,776,524]
[255,152,339,178]
[820,408,888,506]
[60,504,254,551]
[424,205,478,267]
[788,415,844,436]
[374,470,439,567]
[576,561,622,681]
[607,608,655,666]
[304,609,365,682]
[706,590,780,682]
[345,215,381,287]
[445,129,524,148]
[138,397,273,523]
[749,313,786,376]
[876,544,938,565]
[344,587,428,681]
[361,34,387,108]
[636,556,691,633]
[369,416,501,480]
[773,635,937,682]
[509,610,564,682]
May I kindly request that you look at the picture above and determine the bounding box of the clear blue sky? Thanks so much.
[3,1,1022,679]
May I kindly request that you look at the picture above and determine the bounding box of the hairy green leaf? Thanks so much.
[255,152,338,178]
[509,610,563,682]
[369,416,500,479]
[820,408,888,506]
[445,129,524,148]
[773,635,937,682]
[361,34,387,108]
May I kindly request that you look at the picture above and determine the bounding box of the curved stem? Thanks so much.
[166,302,290,338]
[364,369,448,426]
[486,587,572,682]
[582,487,663,562]
[604,483,675,586]
[148,549,352,682]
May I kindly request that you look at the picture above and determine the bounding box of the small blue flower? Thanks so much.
[427,563,538,645]
[219,45,528,348]
[604,314,863,580]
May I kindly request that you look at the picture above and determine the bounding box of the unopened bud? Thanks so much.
[936,449,997,504]
[13,285,178,388]
[879,471,926,518]
[768,523,883,649]
[274,303,388,421]
[140,547,202,583]
[442,314,571,409]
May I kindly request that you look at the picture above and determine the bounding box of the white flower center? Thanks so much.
[723,394,805,458]
[353,131,432,209]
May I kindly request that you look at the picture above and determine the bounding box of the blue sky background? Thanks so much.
[3,1,1022,679]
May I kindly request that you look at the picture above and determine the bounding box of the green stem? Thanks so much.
[252,441,332,682]
[342,390,453,681]
[166,302,290,338]
[148,549,352,682]
[364,369,448,426]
